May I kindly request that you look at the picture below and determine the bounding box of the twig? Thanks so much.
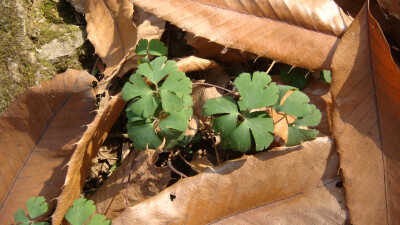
[205,123,221,165]
[125,151,137,207]
[167,161,188,178]
[266,60,276,74]
[192,82,235,94]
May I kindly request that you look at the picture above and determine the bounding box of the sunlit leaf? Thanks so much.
[65,198,96,225]
[136,39,149,55]
[148,39,168,56]
[86,214,111,225]
[26,196,48,219]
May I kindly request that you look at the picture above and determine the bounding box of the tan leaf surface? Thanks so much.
[330,3,400,224]
[85,0,137,77]
[52,93,126,225]
[117,6,166,77]
[88,150,170,220]
[175,56,219,73]
[129,0,351,70]
[113,137,347,224]
[0,69,97,224]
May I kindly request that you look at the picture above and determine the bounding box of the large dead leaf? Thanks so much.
[129,0,352,70]
[85,0,137,77]
[113,137,347,224]
[0,69,97,224]
[330,3,400,224]
[88,150,170,220]
[52,93,126,225]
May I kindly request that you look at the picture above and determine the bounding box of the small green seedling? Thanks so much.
[122,39,193,150]
[319,70,331,83]
[65,198,110,225]
[14,197,110,225]
[14,196,49,225]
[203,71,321,152]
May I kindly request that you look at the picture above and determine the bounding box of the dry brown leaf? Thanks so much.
[175,56,219,73]
[185,34,249,64]
[85,0,137,77]
[130,0,351,70]
[330,3,400,224]
[88,150,170,220]
[212,180,345,224]
[184,150,214,173]
[113,137,346,224]
[117,6,166,77]
[52,94,126,225]
[0,69,97,224]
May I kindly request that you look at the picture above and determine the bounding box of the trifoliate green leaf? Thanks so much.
[285,104,321,146]
[127,121,162,150]
[275,85,312,117]
[14,208,30,224]
[279,65,309,89]
[148,39,168,56]
[234,72,279,110]
[136,56,177,84]
[203,97,274,152]
[26,196,48,219]
[320,70,331,83]
[65,198,96,225]
[136,39,148,55]
[287,127,319,146]
[86,214,111,225]
[228,113,274,152]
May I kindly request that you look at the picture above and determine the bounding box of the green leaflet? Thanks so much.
[275,85,322,146]
[86,215,111,225]
[136,56,177,84]
[234,72,279,110]
[136,38,167,56]
[127,120,163,150]
[14,196,50,225]
[320,70,332,83]
[65,198,96,225]
[203,72,277,152]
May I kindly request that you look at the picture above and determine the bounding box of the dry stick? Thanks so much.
[266,60,276,74]
[167,161,188,178]
[125,151,138,207]
[192,82,235,94]
[205,123,221,165]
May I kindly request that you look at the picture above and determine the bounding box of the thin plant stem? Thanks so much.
[192,82,234,94]
[266,60,276,74]
[167,161,188,178]
[205,123,221,165]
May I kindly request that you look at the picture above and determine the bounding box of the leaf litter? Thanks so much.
[2,0,400,224]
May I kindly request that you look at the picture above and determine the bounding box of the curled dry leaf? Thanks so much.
[88,150,170,221]
[113,137,347,224]
[130,0,351,70]
[175,56,219,73]
[330,3,400,224]
[85,0,137,78]
[0,69,97,224]
[117,6,166,77]
[52,94,126,225]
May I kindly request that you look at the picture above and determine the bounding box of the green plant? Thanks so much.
[203,71,321,152]
[14,197,110,225]
[279,64,332,88]
[122,39,193,150]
